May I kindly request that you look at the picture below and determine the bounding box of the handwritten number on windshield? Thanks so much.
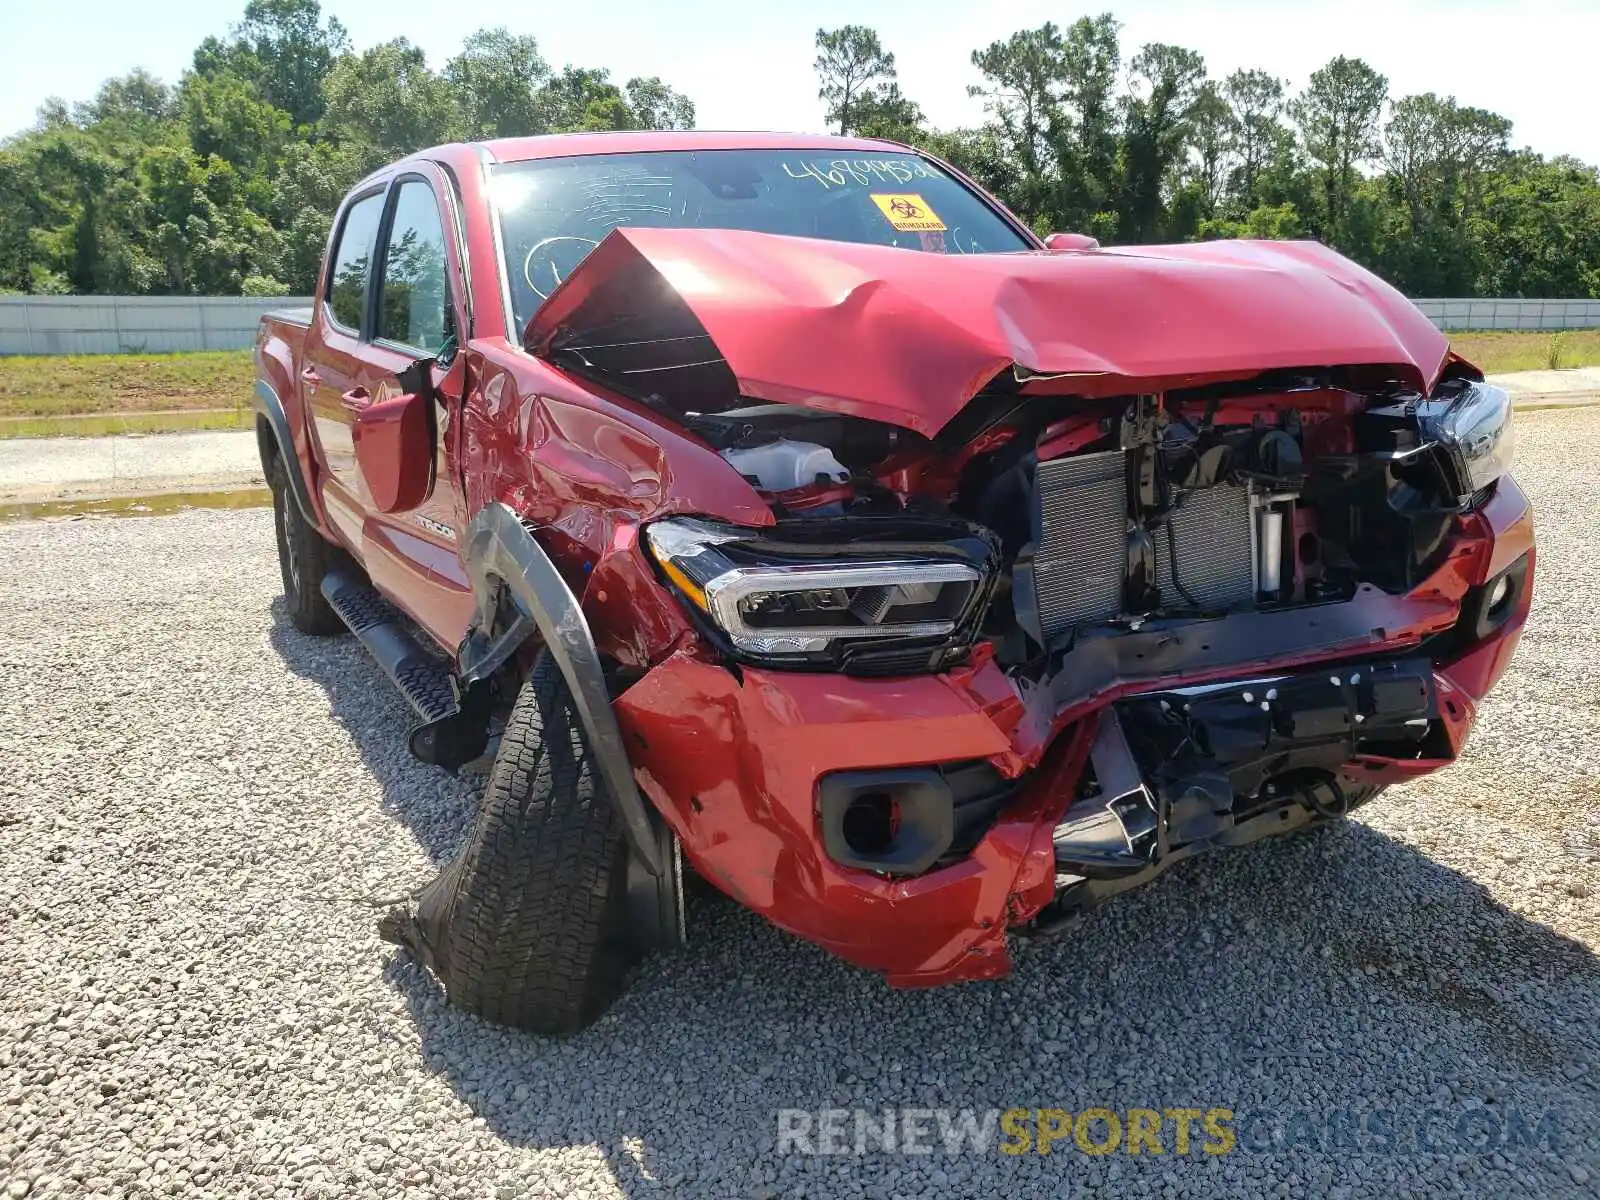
[781,158,942,189]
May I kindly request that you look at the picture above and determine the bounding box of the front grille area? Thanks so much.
[1032,451,1258,641]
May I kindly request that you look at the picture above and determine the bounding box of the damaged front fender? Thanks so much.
[458,501,666,877]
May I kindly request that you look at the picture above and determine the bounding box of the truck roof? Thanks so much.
[406,130,916,175]
[485,130,914,160]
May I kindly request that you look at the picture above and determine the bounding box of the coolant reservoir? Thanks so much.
[720,439,850,492]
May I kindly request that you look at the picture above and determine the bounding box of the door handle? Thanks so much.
[300,367,321,392]
[339,386,371,412]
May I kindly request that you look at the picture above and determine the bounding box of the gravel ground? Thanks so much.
[2,409,1598,1200]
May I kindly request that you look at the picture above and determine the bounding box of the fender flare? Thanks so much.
[252,379,317,525]
[459,502,666,878]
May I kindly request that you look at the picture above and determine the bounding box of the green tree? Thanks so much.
[1055,14,1122,233]
[1119,43,1206,242]
[69,192,103,293]
[814,26,896,136]
[1222,69,1285,210]
[181,69,291,174]
[76,70,176,142]
[1185,80,1235,217]
[915,127,1024,219]
[625,77,696,131]
[533,67,628,132]
[271,141,364,292]
[15,0,1600,303]
[1476,154,1600,297]
[1384,93,1510,234]
[321,39,461,170]
[233,0,349,128]
[33,97,75,131]
[1290,55,1388,245]
[445,28,550,138]
[849,83,924,143]
[1199,200,1304,242]
[1377,93,1512,293]
[969,23,1065,214]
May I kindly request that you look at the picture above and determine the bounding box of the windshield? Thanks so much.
[490,149,1034,332]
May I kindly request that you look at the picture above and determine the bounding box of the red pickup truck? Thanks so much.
[254,131,1533,1036]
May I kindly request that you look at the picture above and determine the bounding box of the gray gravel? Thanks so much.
[2,409,1598,1200]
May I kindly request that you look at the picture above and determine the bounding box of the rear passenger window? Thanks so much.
[326,192,384,332]
[377,181,451,353]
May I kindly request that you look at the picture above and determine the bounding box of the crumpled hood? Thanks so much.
[527,226,1449,438]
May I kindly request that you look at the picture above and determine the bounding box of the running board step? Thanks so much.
[321,570,458,726]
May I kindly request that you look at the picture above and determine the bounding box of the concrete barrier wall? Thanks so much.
[0,296,314,356]
[3,294,1600,355]
[1413,298,1600,331]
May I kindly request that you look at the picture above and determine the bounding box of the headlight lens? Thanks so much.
[1421,381,1514,502]
[644,517,990,668]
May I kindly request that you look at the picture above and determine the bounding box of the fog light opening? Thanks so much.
[1487,573,1514,618]
[841,791,899,856]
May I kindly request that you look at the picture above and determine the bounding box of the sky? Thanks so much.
[4,0,1598,165]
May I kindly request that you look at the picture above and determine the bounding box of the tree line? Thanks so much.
[0,0,694,297]
[3,1,1597,301]
[817,19,1600,300]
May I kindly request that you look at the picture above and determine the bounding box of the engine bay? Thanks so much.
[678,370,1495,673]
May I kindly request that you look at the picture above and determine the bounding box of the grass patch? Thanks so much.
[1449,329,1600,374]
[1,334,1597,430]
[0,409,255,439]
[0,350,254,419]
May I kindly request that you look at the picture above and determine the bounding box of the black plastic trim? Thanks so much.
[1015,585,1448,746]
[1457,551,1531,645]
[1030,797,1323,934]
[458,502,665,877]
[252,379,316,525]
[817,767,956,876]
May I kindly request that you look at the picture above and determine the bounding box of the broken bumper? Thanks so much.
[614,477,1534,987]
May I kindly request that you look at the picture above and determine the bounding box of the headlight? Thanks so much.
[1421,380,1514,502]
[644,517,994,672]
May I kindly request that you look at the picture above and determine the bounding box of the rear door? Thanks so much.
[303,184,388,550]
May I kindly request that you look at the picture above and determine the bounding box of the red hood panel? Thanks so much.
[528,227,1449,437]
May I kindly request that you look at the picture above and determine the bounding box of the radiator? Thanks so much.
[1032,451,1128,642]
[1032,451,1257,641]
[1154,484,1257,612]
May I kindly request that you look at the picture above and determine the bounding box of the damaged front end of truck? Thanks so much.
[523,227,1534,986]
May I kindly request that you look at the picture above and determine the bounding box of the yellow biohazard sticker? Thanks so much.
[870,193,947,233]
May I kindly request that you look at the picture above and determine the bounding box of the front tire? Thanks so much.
[382,654,640,1036]
[267,454,343,635]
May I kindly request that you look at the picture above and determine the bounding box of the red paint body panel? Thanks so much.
[353,391,436,514]
[529,226,1450,436]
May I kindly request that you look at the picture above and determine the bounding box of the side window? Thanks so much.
[326,191,385,332]
[377,180,451,354]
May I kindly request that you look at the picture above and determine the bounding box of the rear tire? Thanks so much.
[267,454,343,635]
[383,654,639,1036]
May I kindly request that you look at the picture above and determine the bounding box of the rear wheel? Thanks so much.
[381,654,644,1036]
[267,454,343,635]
